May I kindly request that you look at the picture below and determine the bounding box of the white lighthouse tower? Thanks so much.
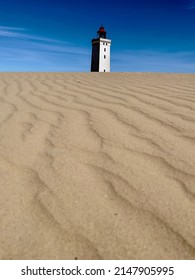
[91,25,111,72]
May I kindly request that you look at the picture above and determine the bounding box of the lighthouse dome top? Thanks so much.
[97,25,107,38]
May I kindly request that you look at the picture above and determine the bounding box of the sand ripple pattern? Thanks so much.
[0,73,195,259]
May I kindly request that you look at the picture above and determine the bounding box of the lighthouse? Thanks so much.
[91,25,111,72]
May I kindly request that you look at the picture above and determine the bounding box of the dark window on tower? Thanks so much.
[104,48,106,52]
[104,69,106,72]
[104,55,106,59]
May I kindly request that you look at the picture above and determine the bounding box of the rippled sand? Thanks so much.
[0,72,195,260]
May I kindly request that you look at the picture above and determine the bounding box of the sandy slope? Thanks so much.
[0,72,195,260]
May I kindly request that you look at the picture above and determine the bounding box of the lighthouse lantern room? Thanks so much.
[91,25,111,72]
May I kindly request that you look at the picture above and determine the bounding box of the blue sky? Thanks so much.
[0,0,195,72]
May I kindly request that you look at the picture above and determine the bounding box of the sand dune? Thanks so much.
[0,72,195,260]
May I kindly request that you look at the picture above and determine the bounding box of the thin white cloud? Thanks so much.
[0,26,91,71]
[0,25,90,57]
[112,50,195,73]
[187,0,195,9]
[0,26,63,43]
[0,26,26,31]
[28,41,89,55]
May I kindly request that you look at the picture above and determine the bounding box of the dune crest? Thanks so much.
[0,72,195,259]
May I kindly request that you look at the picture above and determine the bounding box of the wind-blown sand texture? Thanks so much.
[0,72,195,260]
